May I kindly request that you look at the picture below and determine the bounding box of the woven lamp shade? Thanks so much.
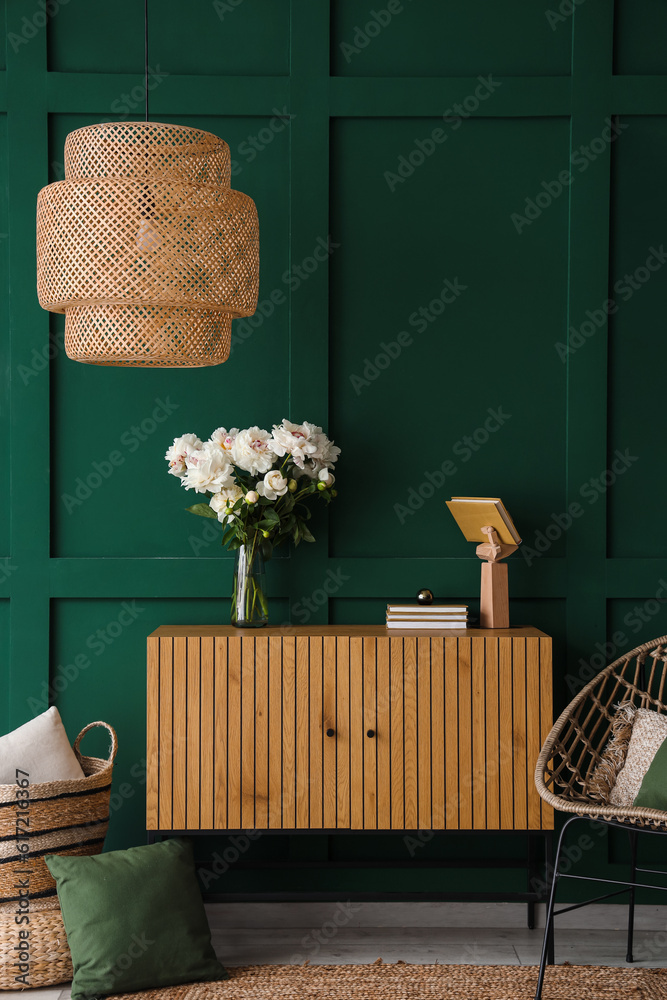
[36,122,259,367]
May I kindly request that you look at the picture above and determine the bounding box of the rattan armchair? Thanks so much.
[533,634,667,999]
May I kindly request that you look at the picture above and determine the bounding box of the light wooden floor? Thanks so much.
[8,904,667,1000]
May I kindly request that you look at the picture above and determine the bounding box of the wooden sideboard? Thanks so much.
[146,625,553,835]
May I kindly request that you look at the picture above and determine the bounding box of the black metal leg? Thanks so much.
[545,831,555,965]
[535,817,580,1000]
[627,830,638,963]
[527,833,536,929]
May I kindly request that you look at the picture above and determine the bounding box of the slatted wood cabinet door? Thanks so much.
[147,626,552,832]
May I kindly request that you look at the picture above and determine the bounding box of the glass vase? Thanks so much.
[231,543,268,627]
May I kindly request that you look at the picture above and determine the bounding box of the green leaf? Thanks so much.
[260,537,274,560]
[186,503,218,519]
[262,507,281,524]
[301,524,316,543]
[221,525,237,546]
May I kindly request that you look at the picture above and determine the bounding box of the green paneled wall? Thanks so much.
[0,110,7,558]
[2,0,667,899]
[330,1,572,77]
[608,115,667,558]
[329,114,569,559]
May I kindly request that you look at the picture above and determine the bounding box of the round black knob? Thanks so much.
[326,728,335,738]
[367,729,375,738]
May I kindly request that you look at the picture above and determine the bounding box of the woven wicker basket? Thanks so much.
[0,720,117,903]
[0,721,117,989]
[535,635,667,831]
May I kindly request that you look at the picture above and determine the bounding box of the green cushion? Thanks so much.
[45,838,227,1000]
[633,735,667,810]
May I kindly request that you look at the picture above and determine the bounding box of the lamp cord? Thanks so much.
[144,0,149,122]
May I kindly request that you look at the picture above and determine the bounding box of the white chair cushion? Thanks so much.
[609,707,667,806]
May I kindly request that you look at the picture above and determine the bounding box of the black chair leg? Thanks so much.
[545,831,555,965]
[627,830,638,963]
[535,816,580,1000]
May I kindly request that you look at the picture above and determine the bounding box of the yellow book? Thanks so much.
[446,497,521,546]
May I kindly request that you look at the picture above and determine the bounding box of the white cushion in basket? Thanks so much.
[609,707,667,807]
[0,706,85,784]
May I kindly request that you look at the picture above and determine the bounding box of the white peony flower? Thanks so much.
[210,485,244,523]
[270,419,320,469]
[256,470,289,501]
[318,469,335,487]
[209,426,238,454]
[301,431,341,478]
[312,431,341,468]
[245,490,259,504]
[182,442,234,494]
[165,433,203,478]
[231,427,276,476]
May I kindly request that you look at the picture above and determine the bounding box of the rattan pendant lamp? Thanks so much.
[35,4,259,367]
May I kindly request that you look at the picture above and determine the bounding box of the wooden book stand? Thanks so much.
[476,525,518,629]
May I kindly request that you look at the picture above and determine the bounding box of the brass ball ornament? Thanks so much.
[417,589,434,605]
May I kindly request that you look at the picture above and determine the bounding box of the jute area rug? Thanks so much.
[108,962,667,999]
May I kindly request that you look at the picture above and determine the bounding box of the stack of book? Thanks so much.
[386,603,469,629]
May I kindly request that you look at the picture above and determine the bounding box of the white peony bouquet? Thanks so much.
[165,419,340,561]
